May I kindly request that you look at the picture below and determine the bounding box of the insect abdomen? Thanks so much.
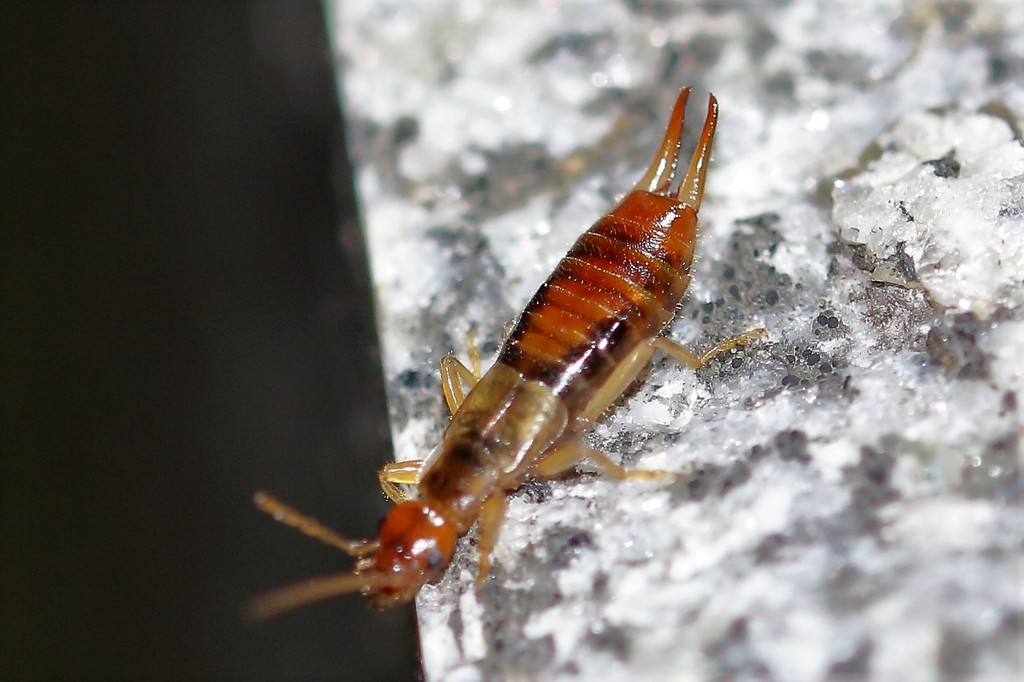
[498,191,697,412]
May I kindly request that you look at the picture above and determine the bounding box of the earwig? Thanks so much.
[248,88,766,620]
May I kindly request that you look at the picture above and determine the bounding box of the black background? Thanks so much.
[3,3,418,680]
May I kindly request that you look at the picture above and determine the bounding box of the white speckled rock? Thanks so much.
[833,109,1024,318]
[326,1,1024,680]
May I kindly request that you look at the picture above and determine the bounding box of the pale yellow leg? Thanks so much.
[501,319,516,346]
[533,440,673,482]
[439,327,489,413]
[378,459,425,503]
[575,341,656,425]
[475,492,507,589]
[577,328,768,427]
[533,440,591,479]
[653,328,767,370]
[439,355,479,414]
[584,447,674,481]
[465,327,482,378]
[528,329,766,486]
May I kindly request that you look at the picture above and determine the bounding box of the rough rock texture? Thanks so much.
[325,1,1023,680]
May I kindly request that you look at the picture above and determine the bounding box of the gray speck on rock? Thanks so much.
[844,443,899,519]
[923,148,962,179]
[703,617,771,680]
[828,638,873,677]
[926,312,991,380]
[479,564,559,679]
[961,432,1022,502]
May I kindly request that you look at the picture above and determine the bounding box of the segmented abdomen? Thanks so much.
[497,191,696,415]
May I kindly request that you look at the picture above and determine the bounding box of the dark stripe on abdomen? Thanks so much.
[498,213,690,410]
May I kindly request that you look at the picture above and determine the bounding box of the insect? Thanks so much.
[249,87,765,619]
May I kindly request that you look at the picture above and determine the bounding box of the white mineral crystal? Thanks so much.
[327,1,1024,679]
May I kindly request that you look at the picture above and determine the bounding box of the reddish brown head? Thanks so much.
[246,494,457,620]
[366,500,457,608]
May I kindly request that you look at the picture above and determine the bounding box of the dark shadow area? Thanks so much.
[2,3,417,680]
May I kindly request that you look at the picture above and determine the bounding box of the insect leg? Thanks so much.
[378,460,425,503]
[584,447,674,481]
[532,439,595,478]
[574,340,658,426]
[440,355,478,414]
[475,492,507,589]
[533,440,673,481]
[465,327,483,378]
[654,328,767,370]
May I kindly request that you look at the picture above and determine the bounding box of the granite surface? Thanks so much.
[326,1,1023,680]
